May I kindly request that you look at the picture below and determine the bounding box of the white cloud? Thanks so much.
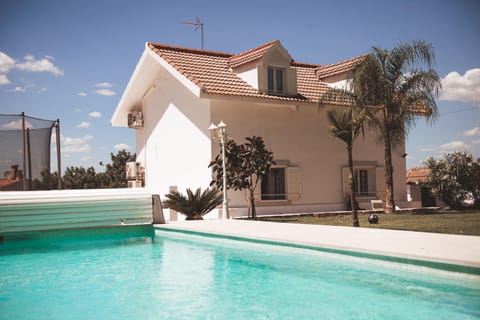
[77,92,87,96]
[63,134,93,153]
[439,140,469,151]
[0,74,10,85]
[13,86,26,93]
[440,68,480,103]
[15,54,64,76]
[463,127,480,137]
[472,139,480,145]
[421,140,471,154]
[95,82,112,88]
[94,89,115,96]
[1,119,33,130]
[114,143,130,150]
[89,111,102,118]
[0,52,15,73]
[77,121,91,128]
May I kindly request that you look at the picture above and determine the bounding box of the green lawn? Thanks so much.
[259,210,480,236]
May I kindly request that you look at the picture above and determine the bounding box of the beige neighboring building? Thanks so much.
[111,40,408,218]
[406,167,438,208]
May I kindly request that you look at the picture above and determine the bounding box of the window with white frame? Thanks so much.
[258,165,301,201]
[343,166,381,198]
[261,167,286,200]
[354,169,369,196]
[267,67,285,94]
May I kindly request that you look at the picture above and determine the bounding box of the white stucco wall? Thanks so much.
[136,70,213,201]
[210,100,408,214]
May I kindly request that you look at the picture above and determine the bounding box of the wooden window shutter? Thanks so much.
[257,65,267,93]
[342,167,350,197]
[286,68,297,95]
[286,167,301,200]
[375,167,386,199]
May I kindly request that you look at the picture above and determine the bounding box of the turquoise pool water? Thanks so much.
[1,226,479,320]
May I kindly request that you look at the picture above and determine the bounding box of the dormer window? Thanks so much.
[267,67,285,94]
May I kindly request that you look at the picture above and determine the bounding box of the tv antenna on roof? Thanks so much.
[178,16,204,49]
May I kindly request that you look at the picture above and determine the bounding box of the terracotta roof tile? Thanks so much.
[406,167,430,184]
[147,41,361,104]
[316,55,367,79]
[227,40,279,68]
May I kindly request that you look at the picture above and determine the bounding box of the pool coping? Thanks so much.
[154,219,480,275]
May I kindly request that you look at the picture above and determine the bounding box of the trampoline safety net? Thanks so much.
[0,113,60,191]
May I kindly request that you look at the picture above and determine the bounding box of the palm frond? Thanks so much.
[163,187,223,219]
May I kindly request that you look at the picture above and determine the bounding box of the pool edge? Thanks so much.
[154,225,480,276]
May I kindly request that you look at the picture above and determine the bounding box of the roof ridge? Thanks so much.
[230,39,279,59]
[147,42,233,58]
[316,54,368,70]
[292,61,322,68]
[315,54,367,79]
[227,40,280,68]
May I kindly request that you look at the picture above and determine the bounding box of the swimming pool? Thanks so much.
[1,226,479,319]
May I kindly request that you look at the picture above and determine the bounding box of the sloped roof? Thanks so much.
[147,41,357,105]
[227,39,280,68]
[406,167,430,184]
[315,55,367,79]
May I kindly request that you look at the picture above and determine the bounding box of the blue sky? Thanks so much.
[1,0,479,172]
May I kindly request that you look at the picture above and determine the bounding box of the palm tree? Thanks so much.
[327,107,365,227]
[352,41,441,213]
[163,187,223,220]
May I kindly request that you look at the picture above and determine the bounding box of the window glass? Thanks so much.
[267,67,285,94]
[267,68,274,91]
[261,167,286,200]
[354,169,369,196]
[275,69,284,92]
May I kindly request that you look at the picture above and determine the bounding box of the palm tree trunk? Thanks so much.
[348,143,360,227]
[384,134,396,214]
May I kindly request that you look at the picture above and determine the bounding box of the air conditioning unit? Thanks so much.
[128,180,143,188]
[128,111,143,128]
[126,161,138,179]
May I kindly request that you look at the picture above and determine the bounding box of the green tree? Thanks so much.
[327,107,366,227]
[33,170,59,190]
[209,136,275,219]
[352,40,441,213]
[425,152,480,209]
[163,187,223,220]
[97,149,136,188]
[62,166,98,189]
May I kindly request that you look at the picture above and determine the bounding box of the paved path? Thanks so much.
[155,219,480,270]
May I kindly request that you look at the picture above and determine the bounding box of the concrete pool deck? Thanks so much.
[155,219,480,271]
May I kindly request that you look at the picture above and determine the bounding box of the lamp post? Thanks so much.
[209,121,229,219]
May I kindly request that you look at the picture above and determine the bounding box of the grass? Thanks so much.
[259,210,480,236]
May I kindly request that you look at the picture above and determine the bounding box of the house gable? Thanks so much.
[315,55,366,90]
[229,40,297,96]
[112,40,367,127]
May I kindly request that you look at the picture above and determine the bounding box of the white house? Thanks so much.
[111,40,409,218]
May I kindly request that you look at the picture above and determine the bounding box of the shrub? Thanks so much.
[424,151,480,209]
[162,187,223,220]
